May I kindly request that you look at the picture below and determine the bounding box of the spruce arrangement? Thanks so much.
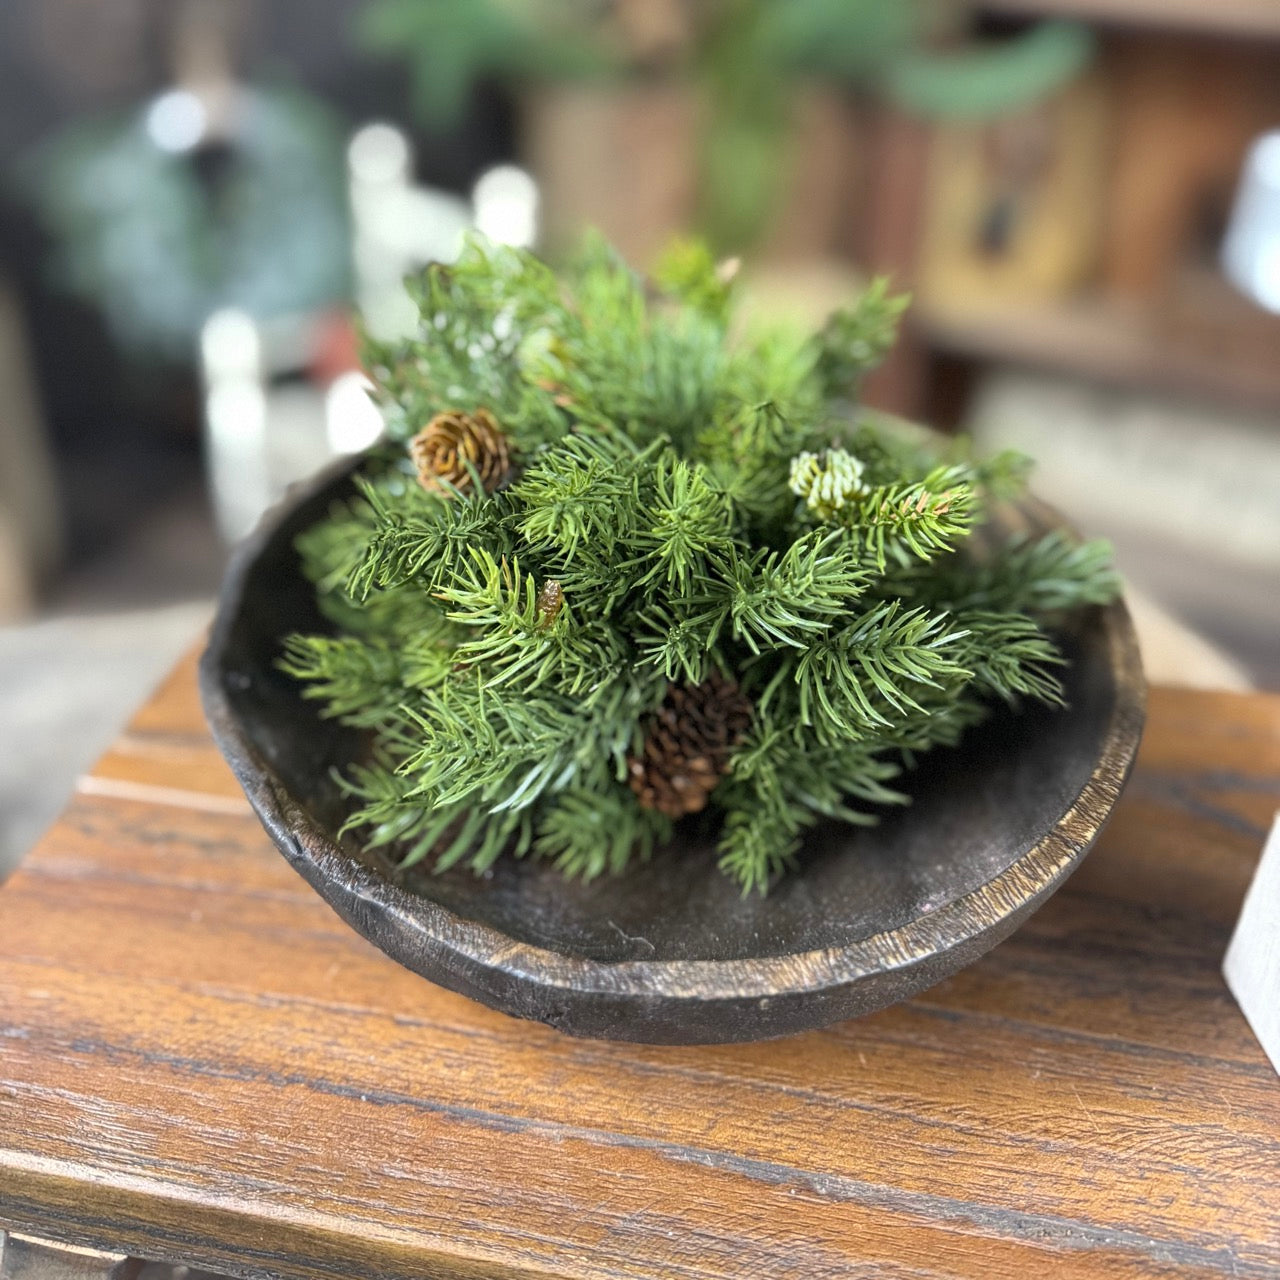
[281,234,1119,894]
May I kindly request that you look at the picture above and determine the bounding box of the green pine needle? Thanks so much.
[281,232,1120,894]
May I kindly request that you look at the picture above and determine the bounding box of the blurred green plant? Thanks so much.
[356,0,612,127]
[357,0,1094,251]
[17,85,351,360]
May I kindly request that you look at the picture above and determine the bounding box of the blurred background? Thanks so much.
[2,0,1279,874]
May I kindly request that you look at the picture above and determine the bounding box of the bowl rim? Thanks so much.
[201,454,1146,1005]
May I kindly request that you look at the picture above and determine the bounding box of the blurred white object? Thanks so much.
[201,306,260,380]
[1222,131,1280,314]
[201,309,270,543]
[201,309,349,543]
[203,118,480,542]
[349,120,410,186]
[349,122,470,340]
[204,123,544,541]
[1225,814,1280,1076]
[473,164,539,249]
[145,88,208,153]
[349,124,541,340]
[326,372,384,455]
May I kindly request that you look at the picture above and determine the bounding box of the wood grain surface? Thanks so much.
[1,652,1278,1280]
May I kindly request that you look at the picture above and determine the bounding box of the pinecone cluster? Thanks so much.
[628,673,753,819]
[410,408,510,496]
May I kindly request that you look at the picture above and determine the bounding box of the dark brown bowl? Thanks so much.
[200,456,1145,1044]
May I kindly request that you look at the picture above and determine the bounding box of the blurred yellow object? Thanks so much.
[736,258,867,332]
[915,74,1109,307]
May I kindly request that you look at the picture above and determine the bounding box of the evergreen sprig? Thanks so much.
[281,233,1120,893]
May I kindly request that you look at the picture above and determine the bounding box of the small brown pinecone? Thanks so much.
[628,673,753,819]
[409,408,511,497]
[535,579,564,628]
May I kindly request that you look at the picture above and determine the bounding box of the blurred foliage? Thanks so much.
[699,4,1093,247]
[356,0,613,128]
[652,237,738,322]
[885,20,1096,118]
[18,85,352,360]
[357,0,1094,251]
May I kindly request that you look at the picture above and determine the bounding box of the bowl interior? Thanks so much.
[214,465,1120,967]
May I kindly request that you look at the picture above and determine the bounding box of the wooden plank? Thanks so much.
[2,954,1275,1278]
[918,295,1280,414]
[77,646,243,805]
[4,808,1264,1069]
[857,107,935,419]
[1076,686,1280,924]
[980,0,1280,41]
[1,663,1279,1278]
[120,648,207,741]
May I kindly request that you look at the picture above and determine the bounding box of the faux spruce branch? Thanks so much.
[281,233,1120,894]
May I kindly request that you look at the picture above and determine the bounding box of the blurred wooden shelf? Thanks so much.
[918,295,1280,413]
[980,0,1280,40]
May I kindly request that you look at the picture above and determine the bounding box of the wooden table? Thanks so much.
[2,653,1278,1280]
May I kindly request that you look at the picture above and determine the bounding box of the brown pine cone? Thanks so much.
[409,408,511,497]
[628,673,753,819]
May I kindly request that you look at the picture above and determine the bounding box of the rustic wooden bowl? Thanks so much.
[201,457,1145,1044]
